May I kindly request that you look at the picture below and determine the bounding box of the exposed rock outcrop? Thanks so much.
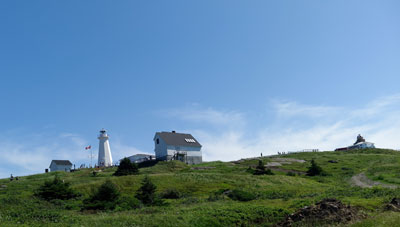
[277,198,364,226]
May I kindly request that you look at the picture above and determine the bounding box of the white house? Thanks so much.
[125,154,155,163]
[348,141,375,150]
[49,160,73,172]
[154,131,202,165]
[335,134,375,151]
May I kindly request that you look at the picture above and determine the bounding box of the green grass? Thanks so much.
[1,149,400,226]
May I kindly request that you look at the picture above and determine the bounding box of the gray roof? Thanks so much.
[130,154,155,157]
[51,160,72,166]
[155,131,202,147]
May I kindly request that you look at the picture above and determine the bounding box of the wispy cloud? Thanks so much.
[0,133,87,178]
[111,140,145,161]
[3,94,400,178]
[272,100,342,119]
[350,94,400,119]
[162,104,245,128]
[167,94,400,162]
[0,131,144,178]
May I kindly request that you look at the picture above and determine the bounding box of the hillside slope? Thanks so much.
[1,149,400,226]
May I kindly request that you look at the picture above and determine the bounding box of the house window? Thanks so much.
[185,138,196,143]
[156,138,159,144]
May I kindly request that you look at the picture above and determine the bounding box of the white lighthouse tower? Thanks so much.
[98,129,113,167]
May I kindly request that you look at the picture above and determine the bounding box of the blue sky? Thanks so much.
[1,1,400,178]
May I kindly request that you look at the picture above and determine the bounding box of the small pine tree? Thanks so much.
[246,166,255,174]
[227,189,256,202]
[161,188,182,199]
[83,180,120,210]
[135,176,157,205]
[256,160,265,171]
[113,158,139,176]
[264,168,274,175]
[253,160,274,175]
[307,159,323,176]
[35,176,79,201]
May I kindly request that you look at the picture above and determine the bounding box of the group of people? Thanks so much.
[10,174,19,181]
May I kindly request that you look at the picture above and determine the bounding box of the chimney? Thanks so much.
[172,131,176,133]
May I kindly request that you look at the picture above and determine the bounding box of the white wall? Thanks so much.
[98,134,113,167]
[154,134,168,160]
[166,145,202,157]
[154,135,202,163]
[50,163,72,172]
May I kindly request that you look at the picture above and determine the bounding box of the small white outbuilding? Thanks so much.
[124,154,155,163]
[49,160,73,172]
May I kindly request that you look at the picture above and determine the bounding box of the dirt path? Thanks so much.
[271,158,306,163]
[350,173,397,189]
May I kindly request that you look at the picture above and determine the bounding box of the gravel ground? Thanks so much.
[350,173,397,189]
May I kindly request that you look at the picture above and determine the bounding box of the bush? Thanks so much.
[307,159,323,176]
[208,194,223,202]
[82,180,120,210]
[253,160,274,175]
[161,188,182,199]
[227,189,256,202]
[35,176,79,201]
[265,169,274,175]
[113,158,139,176]
[116,195,141,211]
[246,166,255,174]
[208,189,230,201]
[181,197,200,204]
[287,171,296,176]
[135,176,160,205]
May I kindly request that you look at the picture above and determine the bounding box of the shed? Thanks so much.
[49,160,73,172]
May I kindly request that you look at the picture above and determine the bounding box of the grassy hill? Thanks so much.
[2,149,400,226]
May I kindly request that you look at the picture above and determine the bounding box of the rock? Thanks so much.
[385,198,400,211]
[265,162,282,167]
[222,189,232,196]
[276,198,364,226]
[390,198,400,206]
[272,158,306,163]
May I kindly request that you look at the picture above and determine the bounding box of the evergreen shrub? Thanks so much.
[35,176,79,201]
[253,160,274,175]
[135,176,162,205]
[82,180,120,210]
[161,188,182,199]
[227,189,256,202]
[113,158,139,176]
[306,159,324,176]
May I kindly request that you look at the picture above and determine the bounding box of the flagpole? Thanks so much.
[86,145,93,168]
